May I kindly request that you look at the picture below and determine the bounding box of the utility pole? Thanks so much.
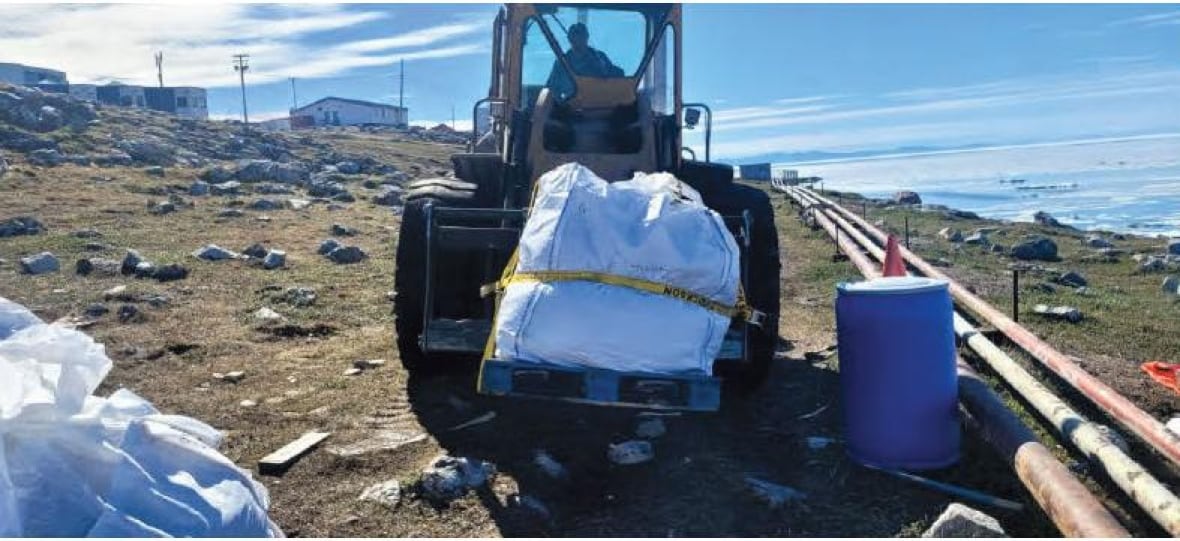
[398,58,405,128]
[451,104,455,131]
[289,77,298,110]
[232,54,250,126]
[154,51,164,88]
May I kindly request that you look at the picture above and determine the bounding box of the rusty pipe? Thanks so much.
[780,186,1131,537]
[787,188,1180,534]
[801,187,1180,469]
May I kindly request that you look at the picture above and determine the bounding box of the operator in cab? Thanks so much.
[547,22,624,100]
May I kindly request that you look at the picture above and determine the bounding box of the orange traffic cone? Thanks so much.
[882,235,907,277]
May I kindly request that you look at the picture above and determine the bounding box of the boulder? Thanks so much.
[939,227,963,243]
[241,243,268,259]
[327,246,367,264]
[192,244,239,261]
[20,252,59,274]
[118,304,143,323]
[922,503,1006,538]
[1084,235,1112,249]
[0,216,45,237]
[963,232,988,246]
[27,148,63,167]
[1033,211,1061,227]
[116,139,175,165]
[189,181,210,196]
[318,239,342,255]
[1164,276,1180,296]
[133,261,157,278]
[199,165,234,183]
[121,250,144,275]
[893,191,922,205]
[152,263,189,282]
[210,181,242,196]
[1055,271,1087,288]
[1011,236,1058,261]
[84,303,109,318]
[330,224,358,237]
[1169,239,1180,256]
[262,250,286,270]
[75,257,121,276]
[373,186,403,206]
[1139,256,1167,273]
[419,455,495,502]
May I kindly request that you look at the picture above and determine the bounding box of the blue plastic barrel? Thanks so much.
[835,276,959,470]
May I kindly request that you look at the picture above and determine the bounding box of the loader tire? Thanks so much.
[707,184,782,391]
[394,183,480,374]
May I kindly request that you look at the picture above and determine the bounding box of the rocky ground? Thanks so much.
[3,84,1174,537]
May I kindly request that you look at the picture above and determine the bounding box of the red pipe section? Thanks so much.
[802,187,1180,469]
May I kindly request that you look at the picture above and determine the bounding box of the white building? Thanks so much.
[290,97,407,128]
[0,62,68,86]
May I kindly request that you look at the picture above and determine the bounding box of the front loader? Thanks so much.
[393,3,781,411]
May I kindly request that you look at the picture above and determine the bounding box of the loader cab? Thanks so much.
[481,4,685,197]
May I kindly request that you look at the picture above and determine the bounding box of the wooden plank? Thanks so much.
[258,431,330,476]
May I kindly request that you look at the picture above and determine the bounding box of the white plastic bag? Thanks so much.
[494,163,739,374]
[0,296,280,537]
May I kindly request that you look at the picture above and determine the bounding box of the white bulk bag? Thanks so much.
[493,163,739,374]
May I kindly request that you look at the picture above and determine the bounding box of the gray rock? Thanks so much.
[241,243,268,259]
[253,183,293,195]
[84,303,109,317]
[233,159,307,183]
[1055,271,1087,287]
[1163,276,1180,296]
[939,227,964,243]
[358,480,401,509]
[20,252,59,274]
[1169,239,1180,256]
[189,181,210,196]
[745,476,807,509]
[152,263,189,282]
[327,245,367,264]
[71,228,101,238]
[253,307,284,323]
[282,286,317,307]
[75,257,121,276]
[147,201,176,215]
[103,285,130,301]
[1033,211,1062,227]
[318,239,342,255]
[262,249,286,270]
[419,455,495,501]
[217,208,244,218]
[91,152,132,167]
[922,503,1006,538]
[83,242,110,251]
[336,161,361,174]
[1140,256,1167,273]
[117,139,175,165]
[607,440,654,465]
[893,191,921,205]
[27,148,63,167]
[1084,235,1112,249]
[331,223,358,236]
[249,198,281,211]
[963,232,988,245]
[1011,236,1058,261]
[1033,304,1082,323]
[192,244,238,261]
[210,181,242,196]
[133,260,157,278]
[117,304,143,323]
[144,166,165,177]
[286,198,311,211]
[121,250,144,275]
[199,165,234,183]
[373,187,403,206]
[0,216,45,237]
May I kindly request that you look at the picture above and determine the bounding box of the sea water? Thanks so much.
[780,134,1180,237]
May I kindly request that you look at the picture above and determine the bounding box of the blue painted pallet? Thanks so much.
[478,358,722,412]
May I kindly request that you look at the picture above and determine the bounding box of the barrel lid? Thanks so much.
[838,276,948,295]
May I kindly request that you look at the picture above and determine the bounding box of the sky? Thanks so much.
[0,3,1177,163]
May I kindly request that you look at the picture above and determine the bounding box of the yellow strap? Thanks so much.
[499,270,753,320]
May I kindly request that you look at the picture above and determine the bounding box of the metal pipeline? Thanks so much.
[783,186,1180,535]
[779,186,1130,537]
[800,187,1180,470]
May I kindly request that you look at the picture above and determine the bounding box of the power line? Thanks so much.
[232,53,250,126]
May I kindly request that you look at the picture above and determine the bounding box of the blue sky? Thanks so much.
[1,3,1177,163]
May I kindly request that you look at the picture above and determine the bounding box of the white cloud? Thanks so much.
[0,4,486,88]
[1107,9,1180,28]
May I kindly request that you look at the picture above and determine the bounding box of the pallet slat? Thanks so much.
[258,431,331,475]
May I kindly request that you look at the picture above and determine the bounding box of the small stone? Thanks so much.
[607,440,654,465]
[331,223,358,236]
[533,450,569,481]
[420,455,496,501]
[84,303,109,317]
[286,198,311,210]
[20,252,59,274]
[249,198,282,211]
[1163,275,1180,296]
[1033,304,1082,323]
[83,242,111,251]
[745,476,807,509]
[359,480,401,509]
[222,370,246,383]
[144,165,165,177]
[242,243,268,259]
[1033,210,1062,227]
[72,228,102,238]
[327,246,367,264]
[353,358,387,370]
[189,180,210,196]
[963,232,988,245]
[133,260,157,278]
[1084,235,1112,249]
[317,239,342,255]
[75,257,121,276]
[262,249,286,269]
[939,227,963,243]
[282,286,317,307]
[120,250,146,275]
[1139,257,1167,273]
[147,201,177,215]
[193,244,238,261]
[1055,271,1087,287]
[238,399,258,408]
[152,263,189,282]
[117,304,142,323]
[218,208,244,218]
[922,503,1006,538]
[103,285,129,301]
[254,307,284,322]
[635,417,667,439]
[343,367,363,376]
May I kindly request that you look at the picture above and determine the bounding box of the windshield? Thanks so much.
[522,5,669,103]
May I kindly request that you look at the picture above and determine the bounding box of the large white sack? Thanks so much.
[0,297,279,537]
[494,163,739,374]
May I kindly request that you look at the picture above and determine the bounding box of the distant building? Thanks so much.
[68,84,98,103]
[738,163,772,181]
[0,62,68,86]
[96,83,146,108]
[290,97,407,128]
[144,86,208,120]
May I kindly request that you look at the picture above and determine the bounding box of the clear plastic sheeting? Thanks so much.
[494,163,740,374]
[0,296,281,537]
